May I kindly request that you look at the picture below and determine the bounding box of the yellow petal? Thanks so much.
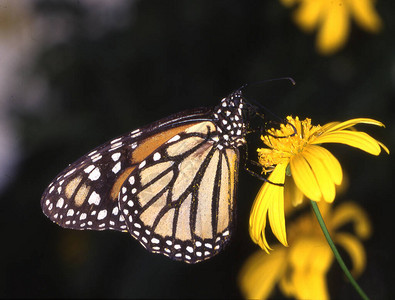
[313,130,385,155]
[307,145,343,185]
[249,182,271,250]
[249,164,287,252]
[319,121,340,133]
[331,202,372,239]
[321,118,385,134]
[349,0,383,32]
[293,0,325,31]
[284,175,305,208]
[268,178,288,247]
[303,146,337,203]
[316,0,349,55]
[238,248,287,299]
[297,267,330,300]
[378,141,390,154]
[290,153,322,201]
[287,237,333,300]
[335,232,367,277]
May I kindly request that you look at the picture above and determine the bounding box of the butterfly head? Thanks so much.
[213,90,251,148]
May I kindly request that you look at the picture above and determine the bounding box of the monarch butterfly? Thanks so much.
[41,89,258,264]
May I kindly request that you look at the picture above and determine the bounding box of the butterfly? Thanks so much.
[41,89,258,264]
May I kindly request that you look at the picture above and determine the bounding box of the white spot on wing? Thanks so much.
[88,150,97,156]
[91,153,102,162]
[153,152,161,161]
[110,142,123,151]
[65,168,76,177]
[84,165,95,173]
[112,162,121,174]
[56,198,64,208]
[111,137,122,144]
[111,152,121,161]
[97,209,107,220]
[88,191,101,205]
[167,135,180,143]
[88,167,101,181]
[112,206,119,215]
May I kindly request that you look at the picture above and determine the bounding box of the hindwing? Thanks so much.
[118,121,239,263]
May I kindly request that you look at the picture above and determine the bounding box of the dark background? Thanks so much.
[1,0,394,298]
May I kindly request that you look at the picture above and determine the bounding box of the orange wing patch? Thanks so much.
[110,122,200,201]
[131,123,198,163]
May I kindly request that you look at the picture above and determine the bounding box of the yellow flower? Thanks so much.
[279,0,383,55]
[250,116,388,252]
[240,201,371,300]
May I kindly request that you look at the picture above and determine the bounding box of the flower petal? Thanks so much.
[331,202,372,239]
[290,153,322,201]
[320,118,385,134]
[316,0,349,55]
[284,175,305,208]
[286,237,333,300]
[249,164,287,252]
[313,130,386,155]
[335,232,367,277]
[269,181,288,247]
[293,0,325,32]
[238,248,287,300]
[349,0,382,32]
[307,145,343,185]
[303,146,337,203]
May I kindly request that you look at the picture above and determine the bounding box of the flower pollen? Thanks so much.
[258,116,322,174]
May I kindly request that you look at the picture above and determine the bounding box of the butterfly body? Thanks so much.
[41,90,251,263]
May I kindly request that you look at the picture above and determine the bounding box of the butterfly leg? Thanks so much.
[244,161,284,187]
[239,144,283,186]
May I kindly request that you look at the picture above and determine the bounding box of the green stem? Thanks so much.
[310,200,369,300]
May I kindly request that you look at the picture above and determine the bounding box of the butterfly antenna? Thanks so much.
[239,77,297,137]
[238,77,295,92]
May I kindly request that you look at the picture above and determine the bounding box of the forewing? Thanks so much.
[118,121,240,263]
[41,131,146,231]
[41,108,211,232]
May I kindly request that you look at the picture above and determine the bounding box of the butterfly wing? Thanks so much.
[41,90,248,263]
[118,121,239,263]
[41,108,212,232]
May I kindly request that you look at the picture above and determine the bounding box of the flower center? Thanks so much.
[257,116,322,173]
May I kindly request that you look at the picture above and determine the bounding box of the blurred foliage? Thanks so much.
[1,0,394,298]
